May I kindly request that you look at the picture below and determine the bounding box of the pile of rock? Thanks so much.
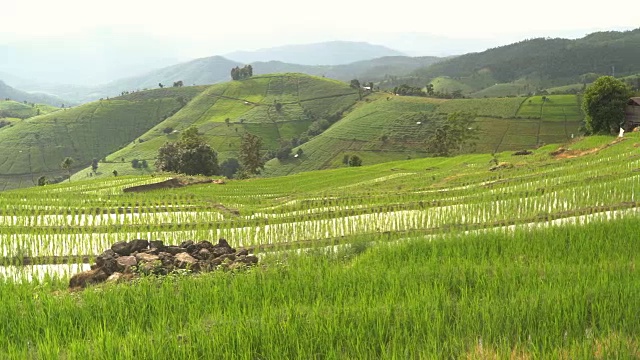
[69,238,257,289]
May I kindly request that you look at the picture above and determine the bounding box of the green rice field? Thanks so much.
[0,132,638,358]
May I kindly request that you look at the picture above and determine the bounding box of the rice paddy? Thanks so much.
[0,132,638,358]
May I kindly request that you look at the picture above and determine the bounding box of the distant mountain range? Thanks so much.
[224,41,405,65]
[3,54,444,104]
[3,29,640,104]
[0,80,64,106]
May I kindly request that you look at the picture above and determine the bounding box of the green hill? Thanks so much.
[410,28,640,96]
[0,86,208,190]
[0,80,67,107]
[263,94,582,176]
[72,73,359,179]
[0,100,59,120]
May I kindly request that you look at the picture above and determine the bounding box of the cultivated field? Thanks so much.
[0,132,638,357]
[264,94,582,176]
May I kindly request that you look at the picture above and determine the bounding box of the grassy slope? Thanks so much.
[264,94,582,176]
[0,86,207,190]
[0,100,59,119]
[77,73,359,179]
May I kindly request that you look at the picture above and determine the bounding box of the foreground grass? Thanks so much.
[0,218,638,358]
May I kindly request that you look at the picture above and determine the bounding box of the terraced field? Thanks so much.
[89,74,359,178]
[0,133,639,358]
[264,94,583,176]
[0,87,209,190]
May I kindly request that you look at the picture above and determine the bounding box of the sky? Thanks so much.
[2,0,637,57]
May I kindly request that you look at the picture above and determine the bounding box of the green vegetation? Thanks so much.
[264,94,581,176]
[0,86,208,190]
[0,132,639,357]
[413,29,640,93]
[84,74,359,179]
[155,127,220,176]
[437,97,524,118]
[0,100,59,120]
[582,76,632,134]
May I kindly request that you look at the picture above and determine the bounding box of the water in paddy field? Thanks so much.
[0,263,91,282]
[1,207,639,283]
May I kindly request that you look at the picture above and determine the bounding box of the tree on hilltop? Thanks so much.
[582,76,632,134]
[231,65,254,80]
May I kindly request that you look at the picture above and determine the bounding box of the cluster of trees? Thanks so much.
[393,84,464,99]
[155,127,267,179]
[155,127,220,176]
[343,155,362,167]
[231,65,253,80]
[131,159,149,169]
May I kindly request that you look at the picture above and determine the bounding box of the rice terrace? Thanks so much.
[1,21,640,358]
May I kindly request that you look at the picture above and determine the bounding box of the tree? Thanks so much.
[173,80,184,87]
[159,83,164,88]
[348,155,362,167]
[220,158,240,179]
[275,140,293,161]
[350,79,361,89]
[426,84,435,96]
[582,76,632,134]
[131,159,140,169]
[238,133,264,175]
[61,157,73,182]
[112,170,118,177]
[91,158,99,173]
[426,112,478,156]
[37,176,47,186]
[155,127,220,176]
[231,65,253,80]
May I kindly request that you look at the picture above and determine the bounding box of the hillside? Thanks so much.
[263,94,583,176]
[0,100,59,120]
[0,86,208,190]
[0,80,66,107]
[72,73,360,179]
[408,28,640,96]
[225,41,405,65]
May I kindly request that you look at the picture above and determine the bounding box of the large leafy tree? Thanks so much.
[582,76,632,134]
[155,127,219,176]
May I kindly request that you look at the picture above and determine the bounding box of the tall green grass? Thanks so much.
[0,218,638,358]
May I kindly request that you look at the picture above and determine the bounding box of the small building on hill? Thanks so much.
[627,97,640,130]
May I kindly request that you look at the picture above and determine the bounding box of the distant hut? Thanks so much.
[626,97,640,130]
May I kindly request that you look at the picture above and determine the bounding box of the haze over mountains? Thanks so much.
[1,28,640,105]
[224,41,405,65]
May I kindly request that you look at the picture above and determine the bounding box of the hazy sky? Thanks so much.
[2,0,637,57]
